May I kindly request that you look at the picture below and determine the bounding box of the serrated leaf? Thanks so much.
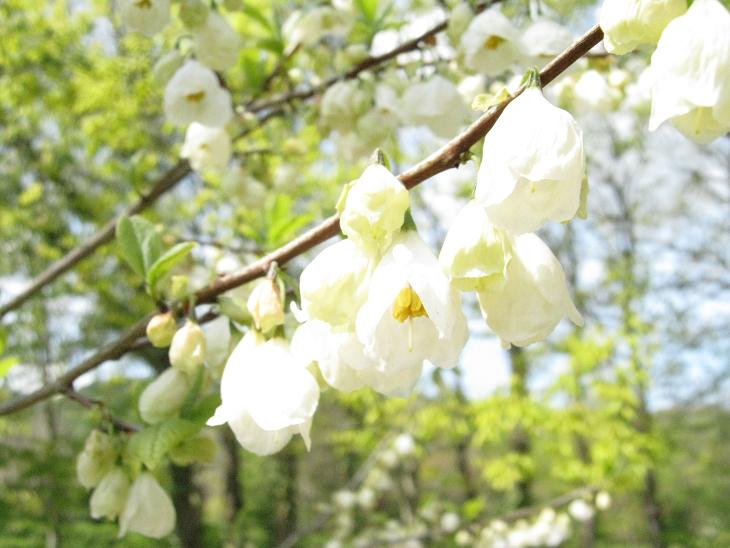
[128,418,199,470]
[145,242,197,292]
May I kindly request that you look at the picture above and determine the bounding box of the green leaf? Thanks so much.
[145,242,197,292]
[0,356,19,379]
[116,215,163,277]
[128,418,199,470]
[183,393,221,424]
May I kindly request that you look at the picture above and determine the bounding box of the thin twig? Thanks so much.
[62,386,140,433]
[0,25,604,417]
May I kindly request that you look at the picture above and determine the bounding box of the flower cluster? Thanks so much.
[442,77,585,348]
[118,0,239,172]
[76,431,176,539]
[600,0,730,143]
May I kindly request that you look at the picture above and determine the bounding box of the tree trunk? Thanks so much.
[171,464,203,548]
[274,447,299,545]
[509,347,532,508]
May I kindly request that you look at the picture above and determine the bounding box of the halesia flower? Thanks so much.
[477,233,582,347]
[320,80,371,133]
[90,468,130,521]
[138,367,191,424]
[461,7,522,76]
[283,7,352,51]
[520,20,573,62]
[169,319,206,374]
[119,0,170,36]
[207,333,320,456]
[180,123,231,171]
[339,164,410,253]
[192,12,241,71]
[573,69,621,113]
[76,430,118,490]
[164,60,233,128]
[475,86,585,234]
[247,278,285,334]
[118,473,176,539]
[599,0,687,55]
[439,201,511,292]
[400,76,471,138]
[568,499,595,522]
[447,2,474,45]
[356,231,469,379]
[648,0,730,144]
[146,311,176,348]
[299,238,372,329]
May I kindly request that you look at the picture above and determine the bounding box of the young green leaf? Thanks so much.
[128,418,199,470]
[145,242,197,292]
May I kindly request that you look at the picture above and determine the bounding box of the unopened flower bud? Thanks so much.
[139,368,191,424]
[90,468,130,520]
[76,430,117,489]
[595,490,612,510]
[247,278,285,333]
[169,320,206,374]
[146,312,177,348]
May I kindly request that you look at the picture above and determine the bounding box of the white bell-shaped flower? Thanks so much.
[180,123,231,171]
[207,333,320,455]
[320,80,371,133]
[299,238,373,329]
[400,76,471,138]
[192,12,241,71]
[568,499,595,522]
[439,201,511,292]
[356,231,469,376]
[90,468,130,521]
[169,319,206,374]
[477,233,582,347]
[599,0,687,55]
[573,69,621,113]
[164,60,233,128]
[118,473,176,539]
[339,164,410,254]
[283,6,352,51]
[520,20,573,63]
[138,367,191,424]
[475,86,585,234]
[461,7,522,76]
[648,0,730,144]
[76,430,117,490]
[119,0,170,36]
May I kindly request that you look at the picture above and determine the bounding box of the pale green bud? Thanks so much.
[247,278,285,334]
[138,367,191,424]
[76,430,117,489]
[90,468,130,520]
[169,320,206,374]
[146,312,177,348]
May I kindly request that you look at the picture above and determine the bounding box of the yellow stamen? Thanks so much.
[134,0,153,8]
[484,35,506,50]
[392,286,428,323]
[185,91,206,103]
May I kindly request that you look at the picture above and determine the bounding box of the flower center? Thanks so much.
[185,91,206,103]
[134,0,153,8]
[483,35,506,50]
[392,286,428,323]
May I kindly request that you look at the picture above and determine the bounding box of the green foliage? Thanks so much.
[129,418,201,470]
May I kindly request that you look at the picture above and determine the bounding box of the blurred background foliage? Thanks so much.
[1,0,729,547]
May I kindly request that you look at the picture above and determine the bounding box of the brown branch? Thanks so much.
[0,24,604,417]
[62,386,140,433]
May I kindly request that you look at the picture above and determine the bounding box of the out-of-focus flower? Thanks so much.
[118,473,176,538]
[461,7,522,76]
[648,0,730,143]
[192,12,241,71]
[520,20,573,62]
[76,430,117,490]
[119,0,170,36]
[600,0,687,55]
[568,499,595,522]
[138,367,191,424]
[574,69,621,112]
[320,80,371,133]
[180,123,231,171]
[164,61,233,127]
[400,76,471,138]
